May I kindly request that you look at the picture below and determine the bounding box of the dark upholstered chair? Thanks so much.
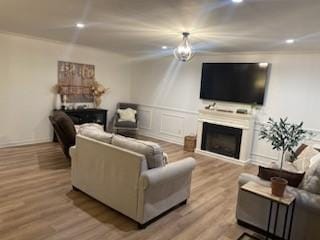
[49,111,76,159]
[112,103,138,136]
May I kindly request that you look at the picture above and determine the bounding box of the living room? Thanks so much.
[0,0,319,240]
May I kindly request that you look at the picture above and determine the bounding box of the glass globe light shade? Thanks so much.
[174,32,193,62]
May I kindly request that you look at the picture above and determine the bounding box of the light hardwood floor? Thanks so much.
[0,137,256,240]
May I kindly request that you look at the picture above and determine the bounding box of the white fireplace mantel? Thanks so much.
[195,109,255,165]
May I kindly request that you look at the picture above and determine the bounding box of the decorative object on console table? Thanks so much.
[259,118,308,197]
[205,102,216,110]
[52,84,63,110]
[184,135,196,152]
[216,108,234,113]
[90,81,109,108]
[62,95,67,110]
[236,109,248,115]
[55,94,61,110]
[53,108,108,141]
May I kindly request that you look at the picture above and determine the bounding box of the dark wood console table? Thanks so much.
[53,108,108,141]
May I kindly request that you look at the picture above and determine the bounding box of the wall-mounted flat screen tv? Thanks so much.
[200,63,271,105]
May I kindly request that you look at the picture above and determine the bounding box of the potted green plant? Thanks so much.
[259,118,307,197]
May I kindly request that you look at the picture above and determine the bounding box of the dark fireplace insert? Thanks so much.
[201,122,242,159]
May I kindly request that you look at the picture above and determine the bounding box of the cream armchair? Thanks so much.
[70,135,196,228]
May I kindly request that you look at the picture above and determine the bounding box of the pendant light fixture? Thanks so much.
[174,32,193,62]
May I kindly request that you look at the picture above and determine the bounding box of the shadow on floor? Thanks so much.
[65,189,138,232]
[37,144,71,170]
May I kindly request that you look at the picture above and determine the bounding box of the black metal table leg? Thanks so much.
[273,202,280,236]
[266,200,294,240]
[239,183,296,240]
[287,200,296,240]
[282,205,289,239]
[266,200,273,240]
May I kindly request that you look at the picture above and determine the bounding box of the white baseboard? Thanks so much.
[195,149,249,166]
[0,137,52,149]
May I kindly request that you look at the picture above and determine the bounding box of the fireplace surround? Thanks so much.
[196,109,255,164]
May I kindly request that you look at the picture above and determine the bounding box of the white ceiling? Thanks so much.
[0,0,320,57]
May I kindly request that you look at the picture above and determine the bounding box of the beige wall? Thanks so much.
[0,33,131,147]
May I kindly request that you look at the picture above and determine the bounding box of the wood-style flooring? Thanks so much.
[0,137,256,240]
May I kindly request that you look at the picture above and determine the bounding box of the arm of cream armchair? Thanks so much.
[141,157,196,189]
[69,146,76,160]
[291,187,320,214]
[137,157,196,224]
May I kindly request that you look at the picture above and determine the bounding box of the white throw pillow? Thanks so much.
[78,123,104,132]
[78,124,112,143]
[117,108,137,122]
[310,153,320,168]
[293,146,319,172]
[283,161,302,173]
[300,157,320,194]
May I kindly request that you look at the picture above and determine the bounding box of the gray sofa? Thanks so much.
[70,134,196,228]
[236,173,320,240]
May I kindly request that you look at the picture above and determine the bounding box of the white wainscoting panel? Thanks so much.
[160,113,185,138]
[250,125,280,166]
[138,109,153,130]
[137,104,197,145]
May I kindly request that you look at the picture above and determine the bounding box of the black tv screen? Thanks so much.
[200,63,270,105]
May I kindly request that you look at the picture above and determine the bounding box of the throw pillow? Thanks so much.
[78,124,112,143]
[310,153,320,168]
[111,135,165,169]
[78,123,104,131]
[258,166,305,187]
[117,108,137,122]
[294,144,308,158]
[299,158,320,194]
[74,125,80,133]
[283,161,302,173]
[293,145,319,171]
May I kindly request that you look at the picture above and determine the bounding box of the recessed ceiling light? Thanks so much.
[76,23,85,29]
[232,0,243,3]
[285,39,295,44]
[161,46,168,50]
